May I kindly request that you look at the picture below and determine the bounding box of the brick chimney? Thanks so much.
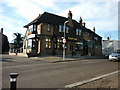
[82,22,86,27]
[92,26,95,32]
[79,17,82,24]
[68,10,72,19]
[67,10,73,27]
[0,28,3,34]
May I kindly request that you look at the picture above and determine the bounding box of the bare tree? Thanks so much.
[104,32,112,40]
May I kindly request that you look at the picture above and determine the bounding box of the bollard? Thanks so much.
[9,73,18,90]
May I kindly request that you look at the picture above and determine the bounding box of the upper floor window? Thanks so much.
[28,25,33,32]
[59,25,63,32]
[94,37,98,40]
[87,33,90,37]
[33,24,37,31]
[28,39,32,49]
[47,24,51,31]
[28,24,37,33]
[76,28,81,36]
[66,26,69,33]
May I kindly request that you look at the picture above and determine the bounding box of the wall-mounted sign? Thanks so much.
[68,37,77,41]
[28,34,35,39]
[63,38,66,43]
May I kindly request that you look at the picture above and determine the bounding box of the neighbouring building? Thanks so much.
[102,37,120,56]
[0,28,9,54]
[23,11,102,57]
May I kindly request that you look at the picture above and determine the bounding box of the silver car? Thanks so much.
[109,50,120,61]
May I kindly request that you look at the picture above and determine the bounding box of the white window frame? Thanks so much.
[33,24,37,31]
[47,24,51,31]
[76,28,81,36]
[59,25,63,32]
[94,37,98,40]
[66,26,69,33]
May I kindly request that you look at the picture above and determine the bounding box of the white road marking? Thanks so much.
[65,70,120,88]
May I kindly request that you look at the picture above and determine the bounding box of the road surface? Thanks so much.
[2,55,119,88]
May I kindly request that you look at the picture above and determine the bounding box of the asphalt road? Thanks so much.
[2,55,119,88]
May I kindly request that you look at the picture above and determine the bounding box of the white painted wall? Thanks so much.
[102,40,120,55]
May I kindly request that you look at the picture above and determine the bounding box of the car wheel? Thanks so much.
[109,59,112,61]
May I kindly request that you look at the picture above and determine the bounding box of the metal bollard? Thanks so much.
[9,73,18,90]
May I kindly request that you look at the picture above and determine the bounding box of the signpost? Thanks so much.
[63,20,68,60]
[63,38,66,44]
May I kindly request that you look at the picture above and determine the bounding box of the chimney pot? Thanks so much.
[68,10,72,19]
[0,28,3,34]
[93,26,95,32]
[79,17,82,24]
[82,22,86,27]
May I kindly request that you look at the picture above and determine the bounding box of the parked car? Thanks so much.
[109,50,120,61]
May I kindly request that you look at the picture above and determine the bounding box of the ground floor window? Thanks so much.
[75,42,83,51]
[28,39,32,49]
[45,38,51,49]
[57,39,63,49]
[32,39,36,48]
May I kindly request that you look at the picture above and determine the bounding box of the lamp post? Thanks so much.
[63,20,68,60]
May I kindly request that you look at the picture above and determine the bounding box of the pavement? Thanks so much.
[30,55,106,63]
[77,72,119,89]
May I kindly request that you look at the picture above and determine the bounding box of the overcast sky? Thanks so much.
[0,0,119,42]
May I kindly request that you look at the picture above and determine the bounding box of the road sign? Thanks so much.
[63,38,66,43]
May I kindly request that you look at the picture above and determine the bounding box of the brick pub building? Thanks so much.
[23,11,102,57]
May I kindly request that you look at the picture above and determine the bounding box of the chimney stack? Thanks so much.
[82,22,86,27]
[68,10,72,19]
[93,26,95,32]
[0,28,3,34]
[67,10,74,27]
[79,17,82,24]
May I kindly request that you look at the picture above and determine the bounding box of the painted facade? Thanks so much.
[102,38,120,56]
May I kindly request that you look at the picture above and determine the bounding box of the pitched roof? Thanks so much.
[24,12,102,38]
[24,12,82,28]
